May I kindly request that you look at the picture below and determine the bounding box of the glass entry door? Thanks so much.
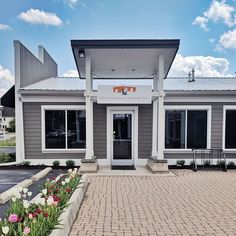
[112,112,133,165]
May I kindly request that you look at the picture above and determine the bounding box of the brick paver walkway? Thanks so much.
[70,170,236,236]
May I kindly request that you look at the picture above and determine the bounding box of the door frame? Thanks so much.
[107,106,138,166]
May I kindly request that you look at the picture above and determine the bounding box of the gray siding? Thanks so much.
[93,104,107,159]
[23,101,236,161]
[14,41,57,88]
[23,102,85,160]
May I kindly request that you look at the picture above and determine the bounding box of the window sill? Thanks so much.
[223,149,236,152]
[164,149,194,153]
[42,149,86,154]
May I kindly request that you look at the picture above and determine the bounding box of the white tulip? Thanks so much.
[61,181,65,186]
[47,196,54,206]
[65,178,70,184]
[27,192,32,197]
[15,193,21,200]
[2,226,9,234]
[23,200,30,209]
[23,188,28,194]
[68,169,72,173]
[42,189,47,195]
[17,187,23,192]
[74,168,78,172]
[11,197,16,202]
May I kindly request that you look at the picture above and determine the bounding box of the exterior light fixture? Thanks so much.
[111,69,115,72]
[79,49,85,58]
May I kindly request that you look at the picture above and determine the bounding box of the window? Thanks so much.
[225,110,236,149]
[42,106,86,152]
[165,107,209,149]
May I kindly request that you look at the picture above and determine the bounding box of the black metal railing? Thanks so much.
[192,148,227,171]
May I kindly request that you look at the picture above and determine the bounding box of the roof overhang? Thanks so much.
[0,86,15,109]
[71,39,180,79]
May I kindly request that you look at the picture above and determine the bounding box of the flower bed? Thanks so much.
[0,168,80,236]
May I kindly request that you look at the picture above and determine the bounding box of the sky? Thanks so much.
[0,0,236,96]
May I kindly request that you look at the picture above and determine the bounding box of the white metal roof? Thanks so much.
[21,77,236,92]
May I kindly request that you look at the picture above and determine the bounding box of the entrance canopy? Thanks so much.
[71,39,180,79]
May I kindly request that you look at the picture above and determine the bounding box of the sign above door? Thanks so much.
[97,85,152,104]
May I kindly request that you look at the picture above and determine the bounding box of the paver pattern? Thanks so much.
[70,170,236,236]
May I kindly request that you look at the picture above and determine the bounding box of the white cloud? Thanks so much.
[204,0,235,27]
[219,29,236,49]
[0,24,11,30]
[63,69,79,77]
[0,65,14,97]
[193,16,209,31]
[193,0,236,30]
[209,38,216,44]
[68,0,78,8]
[18,9,63,26]
[169,54,231,77]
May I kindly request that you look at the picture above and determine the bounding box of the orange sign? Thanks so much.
[113,86,136,95]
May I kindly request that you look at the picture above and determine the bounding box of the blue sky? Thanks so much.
[0,0,236,95]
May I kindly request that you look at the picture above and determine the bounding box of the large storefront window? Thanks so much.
[165,109,208,149]
[225,110,236,149]
[44,107,86,150]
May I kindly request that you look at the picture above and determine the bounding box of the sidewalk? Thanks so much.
[70,170,236,236]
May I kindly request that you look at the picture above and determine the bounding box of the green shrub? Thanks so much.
[0,153,11,163]
[228,161,235,167]
[203,160,211,167]
[0,137,16,147]
[22,161,31,166]
[8,152,16,162]
[53,160,60,167]
[66,160,75,167]
[217,160,226,167]
[176,160,185,167]
[190,160,195,167]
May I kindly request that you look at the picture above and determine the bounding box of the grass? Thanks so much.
[0,137,16,147]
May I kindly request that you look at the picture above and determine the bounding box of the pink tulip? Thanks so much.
[23,226,30,235]
[8,214,18,223]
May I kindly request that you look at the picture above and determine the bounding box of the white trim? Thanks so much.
[164,105,212,151]
[107,106,138,166]
[41,105,86,153]
[21,95,85,103]
[14,41,25,163]
[165,96,236,103]
[222,105,236,151]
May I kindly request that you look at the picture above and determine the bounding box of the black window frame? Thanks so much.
[165,109,209,149]
[43,107,86,151]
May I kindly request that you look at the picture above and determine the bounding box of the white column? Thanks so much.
[85,56,94,159]
[14,41,25,163]
[157,54,165,160]
[151,73,158,157]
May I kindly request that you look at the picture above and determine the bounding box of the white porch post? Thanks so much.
[157,54,165,160]
[151,73,158,157]
[85,56,94,159]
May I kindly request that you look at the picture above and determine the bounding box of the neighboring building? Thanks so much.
[11,40,236,171]
[0,106,15,131]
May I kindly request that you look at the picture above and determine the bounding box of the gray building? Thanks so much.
[13,40,236,171]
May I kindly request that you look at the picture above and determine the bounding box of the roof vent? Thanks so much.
[188,68,195,82]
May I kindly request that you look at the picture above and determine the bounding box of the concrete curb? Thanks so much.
[31,167,52,181]
[49,175,88,236]
[0,179,33,204]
